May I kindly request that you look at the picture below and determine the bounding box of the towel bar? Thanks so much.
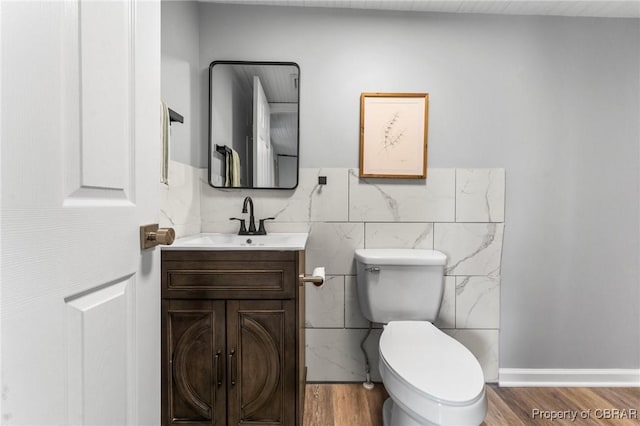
[168,108,183,124]
[215,144,232,155]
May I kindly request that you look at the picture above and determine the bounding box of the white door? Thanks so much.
[252,76,274,186]
[1,1,161,425]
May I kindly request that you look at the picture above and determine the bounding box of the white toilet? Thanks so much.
[355,249,487,426]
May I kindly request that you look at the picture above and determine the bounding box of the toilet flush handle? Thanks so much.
[365,266,380,273]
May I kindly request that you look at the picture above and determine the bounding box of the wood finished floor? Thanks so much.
[303,384,640,425]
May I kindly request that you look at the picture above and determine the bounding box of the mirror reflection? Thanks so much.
[209,61,299,189]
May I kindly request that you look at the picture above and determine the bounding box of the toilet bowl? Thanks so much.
[354,249,487,426]
[378,321,486,426]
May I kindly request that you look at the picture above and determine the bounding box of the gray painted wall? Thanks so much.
[168,2,640,369]
[161,1,204,167]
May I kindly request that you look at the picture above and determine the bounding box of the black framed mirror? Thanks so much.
[208,60,300,189]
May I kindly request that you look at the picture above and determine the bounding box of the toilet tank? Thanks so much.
[354,249,447,324]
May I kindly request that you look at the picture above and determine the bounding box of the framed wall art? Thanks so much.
[359,92,429,178]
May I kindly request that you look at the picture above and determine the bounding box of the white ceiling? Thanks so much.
[202,1,640,18]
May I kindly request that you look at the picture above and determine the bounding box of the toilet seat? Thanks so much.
[380,321,484,404]
[379,321,487,425]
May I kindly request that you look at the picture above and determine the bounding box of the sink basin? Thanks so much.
[162,232,308,251]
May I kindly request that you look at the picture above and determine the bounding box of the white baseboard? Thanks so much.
[499,368,640,387]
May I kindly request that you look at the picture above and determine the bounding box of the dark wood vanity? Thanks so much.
[161,250,306,426]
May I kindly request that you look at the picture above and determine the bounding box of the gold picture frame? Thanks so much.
[359,92,429,178]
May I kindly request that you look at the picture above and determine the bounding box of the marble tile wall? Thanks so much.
[199,167,505,383]
[160,160,202,238]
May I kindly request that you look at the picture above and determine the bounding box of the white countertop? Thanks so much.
[161,232,308,251]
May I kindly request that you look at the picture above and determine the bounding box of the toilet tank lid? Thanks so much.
[354,249,447,266]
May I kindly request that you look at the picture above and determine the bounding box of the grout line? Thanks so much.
[342,276,346,329]
[454,276,457,329]
[454,168,458,223]
[363,222,367,248]
[347,168,351,222]
[432,222,436,249]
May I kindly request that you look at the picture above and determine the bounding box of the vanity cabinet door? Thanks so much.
[162,300,227,426]
[226,300,296,426]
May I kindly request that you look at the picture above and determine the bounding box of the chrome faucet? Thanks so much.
[229,196,275,236]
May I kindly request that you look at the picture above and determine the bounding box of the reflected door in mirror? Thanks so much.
[209,61,299,189]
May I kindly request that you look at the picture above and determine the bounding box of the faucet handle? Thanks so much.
[229,217,247,235]
[257,217,276,235]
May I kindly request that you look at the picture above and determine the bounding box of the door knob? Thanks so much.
[140,224,175,249]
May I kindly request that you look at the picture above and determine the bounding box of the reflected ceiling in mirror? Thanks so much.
[209,61,300,189]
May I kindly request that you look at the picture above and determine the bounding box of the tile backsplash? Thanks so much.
[160,160,202,238]
[163,166,505,383]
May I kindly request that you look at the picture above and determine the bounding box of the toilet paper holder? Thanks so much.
[299,266,325,287]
